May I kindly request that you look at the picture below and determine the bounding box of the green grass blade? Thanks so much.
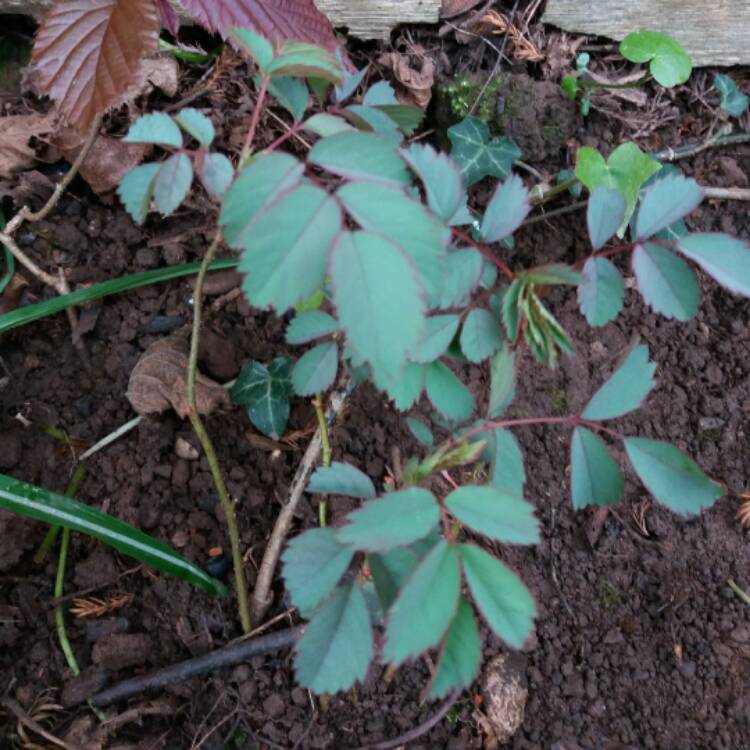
[0,258,238,334]
[0,473,228,596]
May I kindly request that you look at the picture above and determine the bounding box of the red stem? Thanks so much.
[462,415,623,442]
[241,76,270,163]
[266,120,306,153]
[451,228,515,281]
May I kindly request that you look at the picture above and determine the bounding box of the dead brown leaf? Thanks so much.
[0,113,55,178]
[141,55,180,98]
[378,50,435,109]
[468,10,544,61]
[737,492,750,529]
[0,275,28,316]
[70,593,133,619]
[441,0,484,18]
[126,333,230,418]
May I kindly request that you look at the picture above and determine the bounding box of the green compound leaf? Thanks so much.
[153,153,192,215]
[124,112,182,148]
[336,487,440,552]
[582,341,656,421]
[330,231,425,391]
[480,175,530,243]
[337,181,448,299]
[587,186,627,250]
[0,473,226,596]
[282,528,354,617]
[295,583,373,694]
[438,249,483,309]
[267,76,309,122]
[412,315,460,364]
[483,428,525,496]
[286,310,339,345]
[460,308,504,363]
[489,348,516,418]
[344,104,401,142]
[228,28,273,71]
[570,427,624,510]
[334,62,368,103]
[425,361,475,422]
[714,73,749,118]
[230,358,293,440]
[363,80,398,106]
[501,279,522,342]
[309,131,410,186]
[401,143,464,222]
[267,42,342,84]
[624,437,724,515]
[117,163,160,224]
[428,596,481,699]
[578,257,625,327]
[238,184,342,313]
[636,174,703,240]
[375,104,424,136]
[303,113,355,137]
[384,362,426,411]
[220,152,305,248]
[632,242,699,321]
[448,116,521,187]
[406,417,434,447]
[459,543,536,649]
[518,264,581,286]
[676,233,750,297]
[384,540,461,665]
[291,341,338,396]
[199,153,233,198]
[619,30,692,87]
[174,107,214,146]
[446,486,539,544]
[308,462,376,499]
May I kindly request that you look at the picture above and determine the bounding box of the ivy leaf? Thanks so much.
[570,427,624,510]
[153,153,192,215]
[448,117,521,187]
[309,132,410,186]
[624,437,724,515]
[460,309,504,363]
[174,108,214,146]
[125,112,182,148]
[676,233,750,297]
[230,358,293,440]
[336,488,439,551]
[619,30,692,87]
[383,540,461,665]
[412,315,460,364]
[714,73,749,118]
[238,184,342,313]
[199,153,233,198]
[406,417,434,447]
[401,143,464,222]
[635,175,703,240]
[330,232,425,391]
[632,242,699,321]
[267,77,309,122]
[582,341,656,421]
[587,186,626,250]
[480,175,530,243]
[489,348,516,418]
[337,181,448,298]
[425,362,475,422]
[282,528,354,617]
[295,583,373,694]
[428,596,481,699]
[286,310,339,345]
[446,486,539,544]
[384,362,426,411]
[117,163,159,224]
[228,28,273,70]
[459,543,536,649]
[438,249,483,309]
[308,462,376,499]
[303,113,355,138]
[291,342,338,396]
[32,0,160,132]
[578,257,625,327]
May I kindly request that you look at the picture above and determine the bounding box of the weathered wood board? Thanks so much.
[542,0,750,66]
[0,0,442,40]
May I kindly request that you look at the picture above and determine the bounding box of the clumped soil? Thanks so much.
[2,13,750,750]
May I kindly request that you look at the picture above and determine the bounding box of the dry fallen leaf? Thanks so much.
[378,50,436,109]
[468,10,544,62]
[441,0,484,19]
[140,54,180,98]
[0,112,55,178]
[737,492,750,529]
[126,333,230,418]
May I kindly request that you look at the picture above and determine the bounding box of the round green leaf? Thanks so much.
[308,462,376,499]
[124,112,182,148]
[619,31,692,87]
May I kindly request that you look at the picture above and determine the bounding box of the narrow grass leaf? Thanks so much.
[570,427,624,509]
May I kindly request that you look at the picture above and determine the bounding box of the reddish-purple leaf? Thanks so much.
[180,0,340,51]
[154,0,180,35]
[32,0,160,133]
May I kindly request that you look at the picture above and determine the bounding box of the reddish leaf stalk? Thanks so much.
[451,228,515,281]
[240,75,270,165]
[463,415,623,442]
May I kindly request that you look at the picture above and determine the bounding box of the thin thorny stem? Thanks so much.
[187,232,252,634]
[314,394,332,527]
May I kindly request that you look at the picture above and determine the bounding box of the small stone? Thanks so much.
[699,416,725,431]
[230,665,251,683]
[73,395,95,418]
[171,458,190,488]
[0,431,21,470]
[481,653,528,744]
[172,529,190,548]
[175,437,199,461]
[143,314,185,335]
[205,554,229,578]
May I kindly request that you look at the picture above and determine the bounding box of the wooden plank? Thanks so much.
[542,0,750,66]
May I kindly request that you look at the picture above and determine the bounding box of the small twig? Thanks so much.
[520,200,587,229]
[78,415,142,461]
[314,394,332,527]
[250,377,354,623]
[728,578,750,606]
[703,186,750,201]
[1,698,75,750]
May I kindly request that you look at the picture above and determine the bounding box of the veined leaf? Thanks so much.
[587,186,626,250]
[624,437,723,515]
[199,153,234,198]
[343,104,401,143]
[578,257,624,327]
[619,30,692,87]
[153,153,193,215]
[291,342,338,396]
[635,174,703,239]
[295,583,373,694]
[425,362,475,422]
[582,341,656,421]
[384,540,461,665]
[570,427,624,509]
[437,249,483,309]
[676,233,750,297]
[518,264,581,286]
[282,528,354,617]
[501,279,523,342]
[286,310,339,344]
[375,104,424,136]
[336,487,439,551]
[230,358,293,440]
[363,80,398,106]
[117,163,160,224]
[406,417,434,447]
[412,315,460,364]
[174,108,215,146]
[401,143,464,222]
[308,462,376,499]
[334,63,368,103]
[267,76,309,122]
[460,309,504,363]
[480,175,530,243]
[448,116,521,187]
[0,473,226,595]
[714,73,749,117]
[489,348,516,418]
[487,428,525,496]
[125,112,182,148]
[228,28,273,70]
[303,113,355,137]
[385,362,426,411]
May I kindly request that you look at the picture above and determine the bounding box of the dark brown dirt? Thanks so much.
[2,10,750,750]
